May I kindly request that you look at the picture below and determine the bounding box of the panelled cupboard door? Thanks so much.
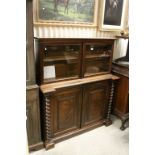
[82,81,110,127]
[52,86,82,137]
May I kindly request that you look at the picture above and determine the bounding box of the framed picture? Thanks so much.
[35,0,98,26]
[99,0,128,31]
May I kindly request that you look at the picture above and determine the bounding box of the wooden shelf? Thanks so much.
[84,71,109,77]
[44,76,78,83]
[40,74,119,93]
[44,55,78,63]
[85,54,110,60]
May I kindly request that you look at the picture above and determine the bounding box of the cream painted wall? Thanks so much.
[113,39,128,60]
[34,25,120,38]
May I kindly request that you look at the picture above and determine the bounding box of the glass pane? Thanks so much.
[84,44,112,77]
[43,44,80,82]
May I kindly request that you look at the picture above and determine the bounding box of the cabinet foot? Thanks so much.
[120,116,129,130]
[104,119,112,126]
[45,140,55,150]
[29,142,44,152]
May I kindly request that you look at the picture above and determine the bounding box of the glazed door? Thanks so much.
[52,86,82,137]
[41,43,81,84]
[81,81,110,127]
[83,42,113,77]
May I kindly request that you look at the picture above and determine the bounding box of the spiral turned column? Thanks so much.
[44,95,52,141]
[43,94,55,149]
[105,80,115,126]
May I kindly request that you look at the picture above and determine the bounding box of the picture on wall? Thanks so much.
[36,0,97,26]
[99,0,128,31]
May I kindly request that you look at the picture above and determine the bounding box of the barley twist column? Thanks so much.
[44,93,55,149]
[105,80,114,126]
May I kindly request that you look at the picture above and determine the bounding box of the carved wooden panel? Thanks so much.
[44,94,53,141]
[52,86,82,137]
[26,86,43,150]
[82,81,110,127]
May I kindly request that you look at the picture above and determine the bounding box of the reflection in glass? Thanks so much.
[43,44,80,82]
[84,44,112,77]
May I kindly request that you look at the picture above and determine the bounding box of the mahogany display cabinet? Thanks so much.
[35,38,119,149]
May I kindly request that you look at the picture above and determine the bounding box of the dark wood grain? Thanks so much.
[40,74,119,93]
[26,0,35,85]
[26,0,43,151]
[36,38,119,149]
[112,63,129,130]
[26,85,43,151]
[40,77,119,149]
[113,74,129,116]
[52,86,82,137]
[82,81,110,127]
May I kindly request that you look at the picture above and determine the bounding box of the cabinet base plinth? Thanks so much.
[29,142,44,152]
[45,140,55,150]
[44,119,113,150]
[104,119,112,126]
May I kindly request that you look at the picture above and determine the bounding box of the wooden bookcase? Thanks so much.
[36,38,119,149]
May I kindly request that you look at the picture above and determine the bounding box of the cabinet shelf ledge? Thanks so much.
[40,74,119,93]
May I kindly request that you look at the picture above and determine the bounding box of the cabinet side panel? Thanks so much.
[113,75,129,115]
[26,87,42,146]
[26,0,35,85]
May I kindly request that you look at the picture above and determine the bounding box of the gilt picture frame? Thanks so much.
[99,0,128,31]
[35,0,98,27]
